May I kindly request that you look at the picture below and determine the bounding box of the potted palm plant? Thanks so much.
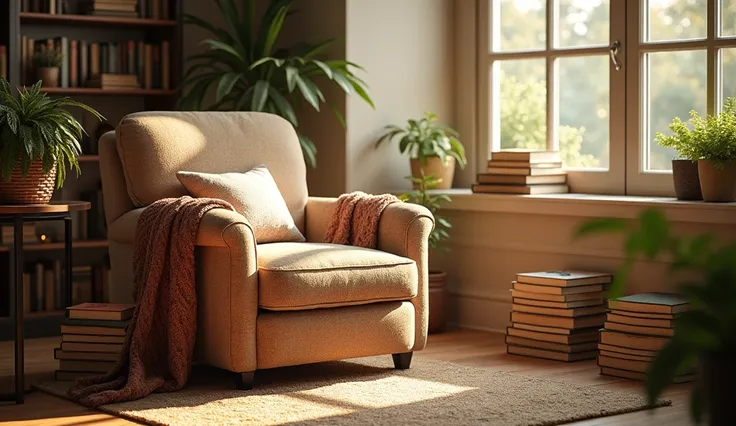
[0,79,103,204]
[34,48,63,88]
[655,116,702,200]
[179,0,374,168]
[400,172,452,333]
[576,209,736,426]
[376,112,466,190]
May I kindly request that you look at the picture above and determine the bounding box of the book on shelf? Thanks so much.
[21,36,171,90]
[0,45,6,80]
[490,149,561,163]
[1,223,39,244]
[483,167,566,177]
[487,160,563,169]
[471,184,569,195]
[20,263,112,314]
[476,174,567,185]
[22,0,173,19]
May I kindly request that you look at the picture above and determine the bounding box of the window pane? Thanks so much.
[645,50,707,171]
[722,0,736,37]
[496,59,546,150]
[556,0,609,48]
[646,0,707,42]
[492,0,546,52]
[721,48,736,106]
[558,56,609,169]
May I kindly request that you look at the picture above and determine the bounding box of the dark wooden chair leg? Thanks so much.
[235,371,255,390]
[392,352,413,369]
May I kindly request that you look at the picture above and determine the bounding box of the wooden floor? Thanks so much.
[0,329,691,425]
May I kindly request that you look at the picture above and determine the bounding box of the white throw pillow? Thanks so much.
[177,166,305,243]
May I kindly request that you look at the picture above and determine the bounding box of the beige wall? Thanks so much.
[345,0,455,193]
[431,200,736,332]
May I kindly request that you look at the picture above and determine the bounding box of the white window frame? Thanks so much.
[478,0,627,195]
[477,0,736,196]
[626,0,736,196]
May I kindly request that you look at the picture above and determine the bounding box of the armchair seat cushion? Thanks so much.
[257,242,418,311]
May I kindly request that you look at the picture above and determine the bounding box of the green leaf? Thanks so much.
[268,86,298,126]
[298,133,317,168]
[349,79,375,109]
[311,60,333,79]
[251,80,270,111]
[645,339,691,405]
[183,14,233,42]
[607,260,631,299]
[294,74,320,110]
[200,39,244,62]
[303,38,335,60]
[261,4,289,56]
[285,66,299,92]
[216,73,243,103]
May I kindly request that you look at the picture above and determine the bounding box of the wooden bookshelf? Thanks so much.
[0,0,183,340]
[0,240,108,253]
[41,87,178,96]
[20,12,177,28]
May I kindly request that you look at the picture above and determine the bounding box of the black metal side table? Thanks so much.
[0,201,91,404]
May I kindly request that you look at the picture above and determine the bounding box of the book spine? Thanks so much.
[161,40,169,90]
[61,37,68,88]
[69,40,78,87]
[0,46,6,80]
[80,40,88,86]
[144,44,152,89]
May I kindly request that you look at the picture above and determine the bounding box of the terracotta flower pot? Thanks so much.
[701,351,736,426]
[0,161,57,205]
[410,156,455,190]
[428,270,448,334]
[697,160,736,202]
[37,67,59,88]
[671,159,702,201]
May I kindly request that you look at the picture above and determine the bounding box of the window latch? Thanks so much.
[609,40,622,71]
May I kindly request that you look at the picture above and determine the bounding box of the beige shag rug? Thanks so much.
[38,356,669,426]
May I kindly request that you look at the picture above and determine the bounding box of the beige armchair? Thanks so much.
[99,111,434,388]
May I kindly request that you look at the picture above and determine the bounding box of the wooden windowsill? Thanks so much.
[398,189,736,225]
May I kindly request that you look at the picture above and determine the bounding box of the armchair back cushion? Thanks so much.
[115,111,308,232]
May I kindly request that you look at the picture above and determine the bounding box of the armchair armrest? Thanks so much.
[108,206,258,373]
[305,197,434,351]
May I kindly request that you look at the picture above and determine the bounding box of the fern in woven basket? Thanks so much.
[0,78,104,188]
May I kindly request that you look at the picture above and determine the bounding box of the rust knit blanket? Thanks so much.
[323,191,401,249]
[67,196,234,407]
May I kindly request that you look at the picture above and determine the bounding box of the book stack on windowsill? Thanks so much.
[506,270,612,362]
[54,303,135,381]
[472,149,569,195]
[598,293,694,382]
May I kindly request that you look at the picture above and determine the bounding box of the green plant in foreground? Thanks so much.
[575,209,736,424]
[376,112,467,168]
[0,79,104,187]
[179,0,374,168]
[656,97,736,167]
[33,48,63,68]
[399,172,451,252]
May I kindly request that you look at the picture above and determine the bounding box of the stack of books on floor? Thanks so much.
[598,293,694,382]
[506,270,612,362]
[472,149,569,195]
[54,303,135,381]
[87,73,140,89]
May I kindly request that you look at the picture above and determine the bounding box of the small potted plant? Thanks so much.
[0,79,104,204]
[576,210,736,426]
[377,112,466,190]
[34,48,63,88]
[400,172,452,333]
[690,97,736,202]
[655,116,702,200]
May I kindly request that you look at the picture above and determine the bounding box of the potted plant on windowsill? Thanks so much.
[377,112,466,190]
[400,172,451,333]
[34,48,63,88]
[658,97,736,202]
[0,79,103,204]
[576,210,736,426]
[655,117,702,200]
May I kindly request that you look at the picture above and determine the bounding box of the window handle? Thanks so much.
[609,40,622,71]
